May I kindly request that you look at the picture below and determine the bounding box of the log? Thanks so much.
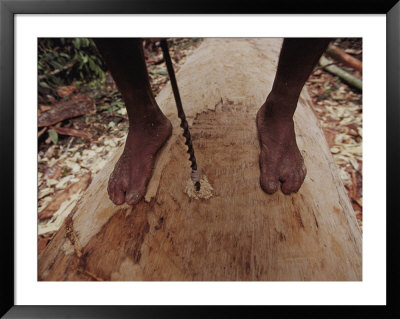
[319,56,363,91]
[326,45,362,73]
[38,39,362,281]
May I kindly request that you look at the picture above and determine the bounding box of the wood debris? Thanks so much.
[38,171,92,220]
[38,127,47,138]
[38,94,96,127]
[306,38,362,228]
[184,175,214,200]
[56,85,78,98]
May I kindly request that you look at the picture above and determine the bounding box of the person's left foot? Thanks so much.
[256,99,307,195]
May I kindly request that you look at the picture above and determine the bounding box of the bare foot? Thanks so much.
[108,113,172,205]
[256,98,306,195]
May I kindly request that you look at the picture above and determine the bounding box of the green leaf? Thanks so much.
[117,108,127,115]
[111,101,125,108]
[48,129,58,145]
[51,61,64,69]
[98,104,111,111]
[113,117,123,124]
[73,38,81,49]
[80,38,89,47]
[82,54,89,64]
[39,81,51,89]
[108,121,115,128]
[149,68,168,75]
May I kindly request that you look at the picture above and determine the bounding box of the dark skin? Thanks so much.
[94,38,172,205]
[257,38,330,194]
[94,38,330,205]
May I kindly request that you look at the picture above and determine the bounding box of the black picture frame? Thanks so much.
[1,0,399,318]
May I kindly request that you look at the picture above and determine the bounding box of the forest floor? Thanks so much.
[37,38,362,254]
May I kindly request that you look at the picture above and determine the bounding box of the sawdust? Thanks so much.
[184,175,214,200]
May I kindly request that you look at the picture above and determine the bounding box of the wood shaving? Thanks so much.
[184,175,214,200]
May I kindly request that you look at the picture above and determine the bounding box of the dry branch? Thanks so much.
[326,45,362,73]
[50,125,92,139]
[38,94,96,127]
[319,56,362,91]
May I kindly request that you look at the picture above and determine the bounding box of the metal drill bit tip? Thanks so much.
[191,170,201,191]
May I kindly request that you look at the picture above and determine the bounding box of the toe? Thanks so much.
[112,188,126,205]
[125,189,143,206]
[280,173,295,194]
[259,152,280,194]
[107,175,126,205]
[108,183,126,205]
[281,181,293,195]
[260,175,279,194]
[281,168,306,194]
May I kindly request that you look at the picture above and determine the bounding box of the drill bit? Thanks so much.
[160,39,201,191]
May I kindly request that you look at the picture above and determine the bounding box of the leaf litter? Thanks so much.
[306,38,362,229]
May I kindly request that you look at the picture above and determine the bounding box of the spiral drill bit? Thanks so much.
[160,39,201,191]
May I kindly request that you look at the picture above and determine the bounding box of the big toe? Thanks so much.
[107,182,125,205]
[112,189,126,205]
[281,172,305,195]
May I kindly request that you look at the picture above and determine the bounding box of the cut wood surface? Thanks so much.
[38,38,362,281]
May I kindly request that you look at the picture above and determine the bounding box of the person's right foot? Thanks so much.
[107,112,172,205]
[256,98,307,195]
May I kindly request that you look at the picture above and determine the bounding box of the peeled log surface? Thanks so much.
[38,38,362,281]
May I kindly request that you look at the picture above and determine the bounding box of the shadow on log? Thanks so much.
[38,38,362,281]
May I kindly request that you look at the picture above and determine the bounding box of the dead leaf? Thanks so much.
[40,105,52,112]
[322,128,338,148]
[330,146,341,154]
[56,85,78,98]
[44,161,64,179]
